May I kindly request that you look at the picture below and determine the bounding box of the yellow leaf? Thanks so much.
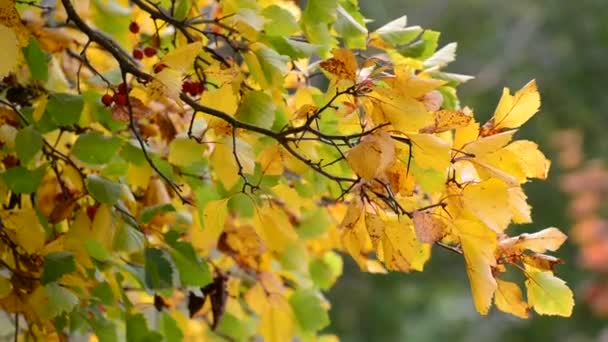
[259,294,295,342]
[126,163,152,191]
[0,25,19,78]
[258,144,285,176]
[319,48,358,81]
[200,84,239,122]
[412,210,446,243]
[0,209,46,254]
[161,42,203,72]
[369,88,430,133]
[508,187,532,224]
[364,210,385,249]
[346,132,395,180]
[471,148,524,186]
[254,205,298,253]
[64,209,93,268]
[168,137,205,167]
[292,104,319,120]
[408,133,451,172]
[147,68,182,101]
[339,200,372,270]
[419,109,472,134]
[381,216,430,272]
[495,279,529,319]
[210,136,255,189]
[32,96,48,122]
[91,205,116,250]
[525,269,574,317]
[504,140,551,180]
[454,218,497,315]
[522,253,563,271]
[462,130,517,157]
[462,179,511,233]
[482,80,540,135]
[194,199,229,250]
[499,227,567,255]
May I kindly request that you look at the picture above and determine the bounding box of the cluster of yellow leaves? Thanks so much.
[333,46,573,317]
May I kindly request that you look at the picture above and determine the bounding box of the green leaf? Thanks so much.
[15,126,43,164]
[84,240,112,262]
[252,44,289,87]
[309,252,343,290]
[526,270,574,317]
[91,318,118,342]
[41,252,76,285]
[173,0,191,20]
[91,281,115,305]
[168,137,205,167]
[91,0,131,46]
[85,175,122,205]
[160,312,184,342]
[374,16,422,46]
[334,3,367,49]
[236,91,276,130]
[140,203,176,224]
[44,283,79,318]
[145,248,173,289]
[263,5,299,36]
[303,0,338,23]
[121,141,147,165]
[167,239,211,287]
[216,313,256,341]
[23,38,48,81]
[2,166,46,194]
[289,289,330,332]
[113,222,145,253]
[46,93,84,126]
[264,36,318,59]
[302,0,338,56]
[72,132,123,165]
[399,29,440,60]
[126,313,163,342]
[298,208,331,239]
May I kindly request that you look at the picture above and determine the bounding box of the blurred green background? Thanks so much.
[327,1,608,341]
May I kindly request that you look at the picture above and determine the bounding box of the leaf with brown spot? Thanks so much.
[412,210,446,243]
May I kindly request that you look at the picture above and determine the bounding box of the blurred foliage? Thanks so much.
[328,1,608,341]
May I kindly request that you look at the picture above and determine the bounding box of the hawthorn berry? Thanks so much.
[129,21,140,34]
[182,81,192,93]
[133,48,144,60]
[114,93,128,106]
[101,94,114,107]
[117,82,128,94]
[143,46,157,57]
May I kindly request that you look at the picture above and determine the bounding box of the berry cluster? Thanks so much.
[101,83,130,107]
[129,21,157,60]
[182,80,205,97]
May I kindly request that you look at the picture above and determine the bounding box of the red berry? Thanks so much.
[195,82,205,95]
[117,83,128,94]
[153,63,167,73]
[133,48,144,60]
[143,46,157,58]
[182,81,193,93]
[129,21,140,34]
[101,94,114,107]
[114,94,128,106]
